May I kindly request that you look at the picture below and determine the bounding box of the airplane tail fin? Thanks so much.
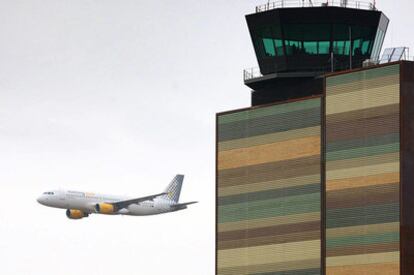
[161,174,184,203]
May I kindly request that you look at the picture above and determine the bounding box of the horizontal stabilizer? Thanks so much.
[172,201,198,210]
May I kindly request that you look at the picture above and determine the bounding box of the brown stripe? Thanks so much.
[326,104,399,124]
[326,113,399,142]
[218,221,320,242]
[327,242,400,257]
[218,230,320,250]
[326,183,399,209]
[218,155,320,187]
[326,222,400,239]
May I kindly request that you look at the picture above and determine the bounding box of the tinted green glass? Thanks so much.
[353,38,362,55]
[362,40,371,55]
[263,38,276,56]
[274,39,284,56]
[319,41,330,54]
[344,40,351,55]
[333,41,345,55]
[285,40,301,55]
[304,41,318,54]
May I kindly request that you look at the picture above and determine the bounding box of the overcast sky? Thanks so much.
[0,1,412,275]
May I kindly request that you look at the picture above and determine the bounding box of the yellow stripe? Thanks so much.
[326,172,399,191]
[218,240,320,268]
[326,262,399,275]
[326,251,400,267]
[326,84,399,115]
[218,136,320,170]
[326,162,399,181]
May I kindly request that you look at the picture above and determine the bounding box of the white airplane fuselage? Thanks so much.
[37,190,176,216]
[37,175,197,219]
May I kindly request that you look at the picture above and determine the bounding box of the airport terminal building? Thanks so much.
[216,1,414,274]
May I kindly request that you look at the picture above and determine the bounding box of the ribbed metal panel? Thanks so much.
[325,64,400,274]
[217,98,321,275]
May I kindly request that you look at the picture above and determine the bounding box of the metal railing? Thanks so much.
[243,51,413,82]
[244,67,263,81]
[255,0,377,13]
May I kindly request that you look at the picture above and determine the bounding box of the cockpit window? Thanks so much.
[43,192,54,195]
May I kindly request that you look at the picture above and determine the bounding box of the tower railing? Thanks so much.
[243,53,414,82]
[255,0,377,13]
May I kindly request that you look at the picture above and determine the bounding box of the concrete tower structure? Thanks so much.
[216,2,414,274]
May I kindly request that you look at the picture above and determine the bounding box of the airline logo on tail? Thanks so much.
[163,174,184,203]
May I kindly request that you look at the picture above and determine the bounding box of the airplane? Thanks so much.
[37,174,197,219]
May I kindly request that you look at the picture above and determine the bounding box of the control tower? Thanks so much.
[216,2,414,275]
[244,1,388,105]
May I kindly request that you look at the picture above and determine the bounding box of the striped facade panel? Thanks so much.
[217,98,321,275]
[325,64,401,274]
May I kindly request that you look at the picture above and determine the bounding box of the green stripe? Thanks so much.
[219,201,321,223]
[326,143,399,162]
[326,203,399,228]
[326,64,399,87]
[326,133,399,153]
[218,98,321,125]
[218,107,320,142]
[327,232,399,248]
[219,193,320,223]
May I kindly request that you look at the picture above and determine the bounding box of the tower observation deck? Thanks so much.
[245,0,389,105]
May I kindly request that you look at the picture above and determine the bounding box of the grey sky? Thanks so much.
[0,1,412,274]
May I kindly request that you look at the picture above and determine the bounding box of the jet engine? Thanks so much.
[66,209,89,219]
[94,203,115,214]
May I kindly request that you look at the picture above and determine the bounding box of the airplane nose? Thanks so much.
[37,196,44,204]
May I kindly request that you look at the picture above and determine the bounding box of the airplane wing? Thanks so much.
[171,201,198,210]
[111,192,167,210]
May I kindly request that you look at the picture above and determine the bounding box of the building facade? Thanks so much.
[217,97,322,274]
[217,61,414,275]
[216,3,414,274]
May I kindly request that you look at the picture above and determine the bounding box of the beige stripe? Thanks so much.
[326,172,399,191]
[326,152,399,171]
[217,258,320,275]
[218,211,321,232]
[326,222,400,239]
[326,162,399,181]
[218,136,320,170]
[326,251,400,267]
[219,174,320,196]
[218,240,320,268]
[327,74,399,96]
[326,262,399,275]
[218,126,320,152]
[326,84,399,115]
